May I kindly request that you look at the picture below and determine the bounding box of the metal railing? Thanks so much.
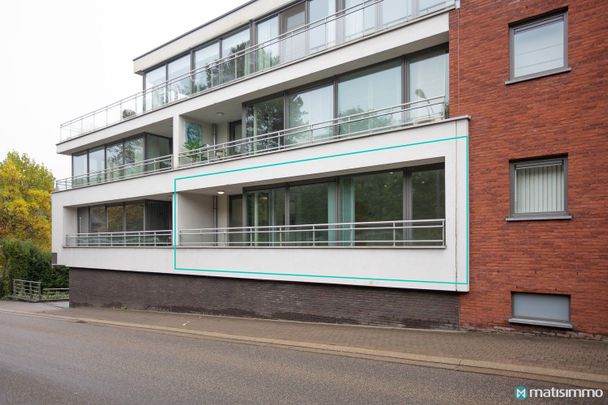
[55,154,173,191]
[12,279,42,302]
[59,0,455,141]
[178,96,447,167]
[65,230,172,247]
[180,219,445,248]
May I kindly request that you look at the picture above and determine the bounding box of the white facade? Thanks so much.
[53,0,467,292]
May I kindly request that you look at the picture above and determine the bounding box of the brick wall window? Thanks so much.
[510,292,572,329]
[509,11,568,81]
[508,157,571,221]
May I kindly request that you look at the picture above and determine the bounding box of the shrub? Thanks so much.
[0,238,68,297]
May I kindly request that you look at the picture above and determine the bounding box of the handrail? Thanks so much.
[59,0,455,141]
[55,154,173,191]
[179,219,446,248]
[65,230,173,247]
[178,96,447,167]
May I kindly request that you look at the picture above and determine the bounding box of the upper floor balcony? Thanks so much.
[58,0,456,143]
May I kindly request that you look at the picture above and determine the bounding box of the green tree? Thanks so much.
[0,151,54,250]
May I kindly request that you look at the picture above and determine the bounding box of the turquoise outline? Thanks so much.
[172,135,469,286]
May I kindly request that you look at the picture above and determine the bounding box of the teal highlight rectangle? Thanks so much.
[173,134,469,286]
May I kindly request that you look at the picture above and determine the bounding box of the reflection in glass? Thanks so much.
[88,147,105,184]
[145,135,171,171]
[246,96,284,151]
[246,188,285,244]
[309,0,336,51]
[194,42,220,91]
[340,171,403,244]
[124,137,145,177]
[221,28,250,83]
[168,55,192,102]
[89,205,107,233]
[229,121,244,156]
[410,166,445,243]
[229,195,243,244]
[77,207,89,233]
[513,18,564,78]
[286,85,334,145]
[408,52,448,120]
[125,203,144,231]
[343,0,376,41]
[338,61,402,134]
[144,66,166,111]
[289,182,337,244]
[256,17,280,70]
[72,152,87,187]
[145,201,172,231]
[105,142,124,181]
[281,3,306,62]
[107,205,124,233]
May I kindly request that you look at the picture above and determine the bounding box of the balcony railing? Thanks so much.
[55,154,173,191]
[179,219,446,248]
[59,0,455,141]
[65,230,172,247]
[178,96,447,167]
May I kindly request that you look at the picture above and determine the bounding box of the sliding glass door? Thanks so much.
[246,188,285,244]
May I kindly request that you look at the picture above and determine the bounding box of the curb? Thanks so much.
[1,308,607,389]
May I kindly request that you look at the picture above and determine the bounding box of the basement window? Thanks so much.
[510,293,572,329]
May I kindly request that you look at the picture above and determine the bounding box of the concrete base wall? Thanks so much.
[69,268,460,329]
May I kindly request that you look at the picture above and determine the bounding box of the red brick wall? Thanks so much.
[449,0,608,335]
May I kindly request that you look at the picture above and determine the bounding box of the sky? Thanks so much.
[0,0,247,180]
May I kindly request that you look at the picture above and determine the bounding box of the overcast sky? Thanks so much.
[0,0,247,180]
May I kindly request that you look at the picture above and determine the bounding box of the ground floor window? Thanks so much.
[77,200,171,233]
[238,164,445,246]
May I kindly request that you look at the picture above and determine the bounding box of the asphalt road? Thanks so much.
[0,312,593,405]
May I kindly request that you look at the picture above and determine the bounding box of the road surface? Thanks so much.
[0,312,590,404]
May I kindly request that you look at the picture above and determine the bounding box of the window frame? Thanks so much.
[509,292,572,329]
[508,11,569,83]
[508,157,571,221]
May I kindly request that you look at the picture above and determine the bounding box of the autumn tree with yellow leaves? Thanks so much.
[0,151,54,250]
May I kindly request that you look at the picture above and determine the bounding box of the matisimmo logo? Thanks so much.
[514,385,604,400]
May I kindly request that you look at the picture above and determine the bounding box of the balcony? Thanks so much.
[59,0,456,142]
[180,219,446,248]
[178,97,446,168]
[65,230,172,247]
[55,154,172,191]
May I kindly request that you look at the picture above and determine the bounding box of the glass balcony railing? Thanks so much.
[178,96,447,167]
[59,0,455,142]
[55,154,173,191]
[179,219,446,248]
[65,230,173,247]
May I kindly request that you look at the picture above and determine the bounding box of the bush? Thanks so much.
[0,238,68,297]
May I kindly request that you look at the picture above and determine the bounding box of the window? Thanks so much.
[167,55,192,102]
[245,96,284,150]
[144,65,167,110]
[72,152,88,186]
[510,293,571,328]
[408,50,448,120]
[220,27,250,83]
[194,42,220,91]
[510,157,569,220]
[256,17,280,70]
[88,147,105,184]
[510,12,568,81]
[286,84,334,145]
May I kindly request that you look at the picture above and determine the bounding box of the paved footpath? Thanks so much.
[1,300,606,389]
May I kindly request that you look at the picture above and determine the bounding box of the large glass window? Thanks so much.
[343,0,377,41]
[77,207,89,233]
[510,158,568,218]
[246,188,285,244]
[167,55,192,102]
[124,137,145,176]
[408,51,448,120]
[246,96,284,151]
[144,65,166,110]
[146,135,171,171]
[194,42,220,91]
[72,152,87,186]
[338,61,402,133]
[105,142,124,181]
[309,0,336,51]
[107,205,124,232]
[125,202,145,231]
[89,205,107,233]
[410,166,445,242]
[289,182,337,244]
[286,84,334,145]
[228,195,244,243]
[281,3,307,62]
[145,201,172,230]
[88,147,105,184]
[221,28,250,83]
[256,17,280,70]
[511,13,567,80]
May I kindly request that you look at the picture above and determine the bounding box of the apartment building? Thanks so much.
[52,0,608,335]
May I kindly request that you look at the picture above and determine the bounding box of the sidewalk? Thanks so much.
[1,300,607,388]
